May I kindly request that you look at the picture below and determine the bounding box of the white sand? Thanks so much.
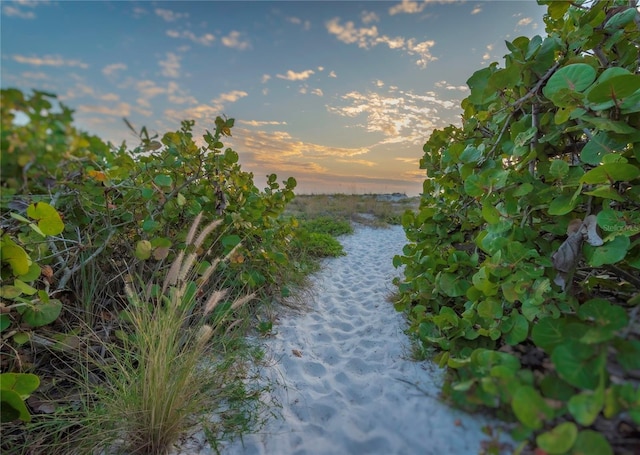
[177,224,512,454]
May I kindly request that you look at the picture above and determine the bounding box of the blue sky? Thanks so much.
[1,0,546,195]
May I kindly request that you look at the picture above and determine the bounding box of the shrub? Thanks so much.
[395,2,640,453]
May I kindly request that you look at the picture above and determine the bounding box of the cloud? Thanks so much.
[102,63,127,77]
[406,38,437,68]
[375,80,384,87]
[155,8,188,22]
[517,17,533,27]
[21,71,48,80]
[327,88,458,145]
[276,69,315,81]
[471,6,482,15]
[13,54,89,69]
[311,88,324,97]
[435,80,468,91]
[286,16,311,30]
[77,102,132,117]
[212,90,248,105]
[482,43,493,61]
[166,29,215,46]
[261,74,271,83]
[361,11,380,24]
[388,0,427,16]
[329,70,337,78]
[2,5,35,19]
[239,120,287,127]
[221,30,251,50]
[317,66,324,71]
[159,52,181,78]
[132,7,148,17]
[326,18,435,68]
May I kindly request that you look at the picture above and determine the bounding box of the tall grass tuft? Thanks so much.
[84,213,255,454]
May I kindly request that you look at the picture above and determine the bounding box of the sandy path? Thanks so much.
[214,225,511,454]
[176,224,510,454]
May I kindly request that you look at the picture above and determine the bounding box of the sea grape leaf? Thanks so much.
[135,240,152,260]
[511,385,553,429]
[531,317,566,352]
[568,388,604,426]
[581,163,640,184]
[584,235,630,267]
[26,202,64,236]
[536,422,578,454]
[572,430,613,455]
[551,341,604,389]
[580,132,624,165]
[505,313,528,345]
[0,244,30,276]
[543,63,596,99]
[577,298,628,331]
[20,299,62,327]
[587,74,640,103]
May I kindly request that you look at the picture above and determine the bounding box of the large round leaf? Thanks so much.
[584,235,630,267]
[587,74,640,103]
[26,202,64,236]
[536,422,578,454]
[580,163,640,184]
[572,430,613,455]
[511,385,553,429]
[20,299,62,327]
[543,64,596,99]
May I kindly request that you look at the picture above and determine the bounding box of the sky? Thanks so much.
[1,0,547,195]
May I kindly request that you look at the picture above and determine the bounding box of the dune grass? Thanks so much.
[285,193,419,227]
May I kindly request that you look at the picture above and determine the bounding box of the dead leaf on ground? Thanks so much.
[292,349,302,357]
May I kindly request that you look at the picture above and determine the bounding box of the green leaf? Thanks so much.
[577,298,628,331]
[543,64,596,98]
[580,163,640,184]
[548,194,577,215]
[481,203,500,224]
[437,273,470,297]
[222,234,241,250]
[153,174,173,187]
[26,202,64,236]
[0,244,31,276]
[532,317,566,352]
[572,430,612,455]
[552,341,604,390]
[511,385,553,429]
[463,174,484,197]
[505,314,529,345]
[580,132,624,165]
[584,235,630,267]
[597,209,626,232]
[1,389,29,423]
[0,314,10,332]
[568,388,604,426]
[20,299,62,327]
[13,279,37,296]
[142,219,160,233]
[549,159,569,179]
[536,422,578,454]
[604,7,638,31]
[18,262,41,282]
[584,185,624,202]
[587,74,640,104]
[135,240,152,260]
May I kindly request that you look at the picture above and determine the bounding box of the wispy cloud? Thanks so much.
[159,52,181,78]
[2,5,35,19]
[212,90,248,105]
[261,74,271,83]
[13,54,89,69]
[327,88,457,145]
[78,102,132,117]
[326,18,436,68]
[102,63,127,77]
[221,31,251,50]
[239,120,287,127]
[155,8,188,22]
[435,80,468,91]
[329,70,337,78]
[286,16,311,30]
[166,29,215,46]
[361,11,380,24]
[471,5,482,15]
[517,16,533,27]
[311,88,324,97]
[276,69,315,81]
[388,0,427,16]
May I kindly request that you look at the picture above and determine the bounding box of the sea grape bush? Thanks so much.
[395,1,639,453]
[0,88,299,379]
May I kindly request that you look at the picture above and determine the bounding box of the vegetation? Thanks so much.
[395,1,640,454]
[0,88,340,453]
